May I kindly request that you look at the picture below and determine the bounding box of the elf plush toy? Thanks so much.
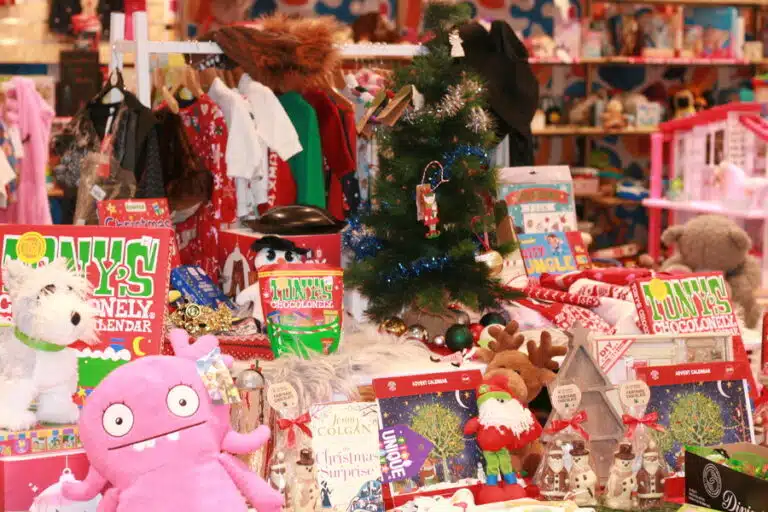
[464,374,542,501]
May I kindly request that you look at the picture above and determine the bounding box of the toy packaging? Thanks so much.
[373,370,483,508]
[683,8,738,58]
[97,198,181,267]
[517,232,591,283]
[0,225,172,397]
[170,265,237,311]
[497,166,578,234]
[310,402,384,512]
[0,425,80,456]
[258,263,344,358]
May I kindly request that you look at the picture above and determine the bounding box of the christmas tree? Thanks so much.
[411,403,464,483]
[345,2,521,321]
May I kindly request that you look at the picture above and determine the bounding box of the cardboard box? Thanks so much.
[218,228,341,298]
[685,443,768,512]
[0,449,92,511]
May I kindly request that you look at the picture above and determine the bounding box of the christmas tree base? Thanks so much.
[402,307,467,339]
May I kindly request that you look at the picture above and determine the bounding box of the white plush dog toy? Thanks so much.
[0,258,97,431]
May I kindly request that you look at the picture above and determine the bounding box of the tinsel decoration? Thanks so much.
[406,78,487,123]
[468,106,493,134]
[168,302,235,335]
[442,145,490,178]
[383,255,452,285]
[437,84,466,119]
[342,215,382,260]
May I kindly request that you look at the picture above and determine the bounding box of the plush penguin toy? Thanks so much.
[236,236,309,329]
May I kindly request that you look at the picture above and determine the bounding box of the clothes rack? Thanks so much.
[108,11,428,107]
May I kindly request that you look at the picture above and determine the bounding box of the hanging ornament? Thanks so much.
[468,322,484,342]
[379,316,408,337]
[432,335,446,347]
[480,312,506,327]
[416,161,448,239]
[449,29,465,58]
[471,216,503,277]
[403,324,429,344]
[445,324,474,352]
[467,106,493,134]
[447,306,470,325]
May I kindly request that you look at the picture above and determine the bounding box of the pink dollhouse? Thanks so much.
[645,102,768,284]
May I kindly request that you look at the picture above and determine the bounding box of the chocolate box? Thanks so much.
[685,443,768,512]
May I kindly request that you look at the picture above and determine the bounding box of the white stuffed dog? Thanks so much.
[0,258,97,431]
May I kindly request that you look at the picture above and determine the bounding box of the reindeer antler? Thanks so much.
[526,331,567,371]
[487,320,525,353]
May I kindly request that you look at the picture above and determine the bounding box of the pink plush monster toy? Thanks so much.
[61,329,283,512]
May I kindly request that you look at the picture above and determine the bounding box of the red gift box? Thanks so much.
[0,450,91,511]
[218,228,341,299]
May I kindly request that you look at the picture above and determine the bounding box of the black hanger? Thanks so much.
[93,70,125,104]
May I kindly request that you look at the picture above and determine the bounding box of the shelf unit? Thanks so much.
[532,125,657,136]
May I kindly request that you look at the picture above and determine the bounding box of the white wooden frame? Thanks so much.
[108,11,428,107]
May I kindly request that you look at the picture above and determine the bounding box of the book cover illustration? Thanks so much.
[309,402,384,512]
[636,362,754,473]
[683,7,737,58]
[517,232,591,283]
[0,225,172,401]
[373,371,483,507]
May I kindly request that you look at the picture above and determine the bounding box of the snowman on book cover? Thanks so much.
[373,370,484,505]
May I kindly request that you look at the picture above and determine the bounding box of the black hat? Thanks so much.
[458,20,538,164]
[250,235,310,255]
[244,205,347,235]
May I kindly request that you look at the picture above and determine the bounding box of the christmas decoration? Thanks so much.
[344,2,521,321]
[468,322,484,342]
[448,306,470,325]
[416,161,448,239]
[168,302,235,335]
[445,324,474,352]
[403,324,429,344]
[432,335,446,347]
[603,443,636,510]
[475,250,503,276]
[442,145,490,178]
[480,312,506,327]
[468,106,493,134]
[379,317,408,337]
[342,215,382,261]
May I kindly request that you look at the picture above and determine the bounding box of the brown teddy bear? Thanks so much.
[475,321,567,477]
[661,214,761,328]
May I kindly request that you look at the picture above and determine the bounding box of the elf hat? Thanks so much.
[477,374,513,407]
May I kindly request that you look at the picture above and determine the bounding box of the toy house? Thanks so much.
[644,103,768,284]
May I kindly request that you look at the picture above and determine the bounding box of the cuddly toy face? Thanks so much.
[79,355,221,484]
[661,214,751,272]
[2,258,97,346]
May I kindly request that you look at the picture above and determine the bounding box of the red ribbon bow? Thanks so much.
[277,412,312,448]
[622,412,665,439]
[544,410,590,440]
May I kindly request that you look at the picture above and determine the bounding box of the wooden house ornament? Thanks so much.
[542,324,624,483]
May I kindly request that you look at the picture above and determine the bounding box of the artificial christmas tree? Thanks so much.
[345,2,524,321]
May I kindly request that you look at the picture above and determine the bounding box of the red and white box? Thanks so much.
[0,450,91,511]
[218,228,342,298]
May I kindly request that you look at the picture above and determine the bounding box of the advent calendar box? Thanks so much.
[0,450,92,511]
[218,228,342,298]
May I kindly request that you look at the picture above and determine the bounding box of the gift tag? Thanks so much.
[266,381,299,412]
[90,184,106,201]
[196,346,240,405]
[619,380,650,410]
[550,383,582,417]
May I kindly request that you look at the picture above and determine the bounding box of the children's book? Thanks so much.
[683,8,738,58]
[373,370,483,509]
[517,232,591,283]
[309,402,384,512]
[636,361,754,472]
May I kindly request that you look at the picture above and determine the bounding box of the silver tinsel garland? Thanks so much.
[467,106,493,133]
[404,78,488,125]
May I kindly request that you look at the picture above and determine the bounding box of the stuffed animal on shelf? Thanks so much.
[601,98,628,130]
[474,321,567,476]
[61,329,283,512]
[661,214,761,328]
[0,258,97,431]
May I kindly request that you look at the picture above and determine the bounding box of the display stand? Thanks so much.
[108,11,427,107]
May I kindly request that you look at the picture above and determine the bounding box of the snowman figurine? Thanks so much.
[236,236,309,329]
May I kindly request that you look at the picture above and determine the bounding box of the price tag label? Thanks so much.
[266,382,299,412]
[619,380,651,409]
[550,384,582,416]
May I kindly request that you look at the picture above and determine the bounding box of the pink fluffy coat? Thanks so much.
[62,330,282,512]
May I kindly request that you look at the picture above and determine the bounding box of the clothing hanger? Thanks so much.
[94,70,125,105]
[153,67,180,114]
[326,69,354,109]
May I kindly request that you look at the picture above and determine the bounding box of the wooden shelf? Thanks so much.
[577,194,643,206]
[603,0,767,6]
[529,56,768,66]
[533,125,657,136]
[47,187,64,198]
[643,198,768,219]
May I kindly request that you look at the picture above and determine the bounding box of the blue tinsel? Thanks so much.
[441,145,491,181]
[342,214,383,261]
[383,255,452,285]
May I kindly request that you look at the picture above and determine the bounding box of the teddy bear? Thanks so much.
[474,321,567,477]
[661,214,761,328]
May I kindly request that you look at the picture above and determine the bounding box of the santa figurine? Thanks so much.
[464,374,542,501]
[236,236,309,329]
[568,440,597,506]
[604,443,637,510]
[636,441,666,509]
[539,442,569,500]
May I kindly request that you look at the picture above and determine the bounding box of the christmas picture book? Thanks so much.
[309,402,384,512]
[372,370,484,508]
[636,361,754,472]
[516,232,591,283]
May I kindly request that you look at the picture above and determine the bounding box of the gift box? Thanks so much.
[0,449,91,511]
[218,228,342,299]
[0,425,80,456]
[685,443,768,512]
